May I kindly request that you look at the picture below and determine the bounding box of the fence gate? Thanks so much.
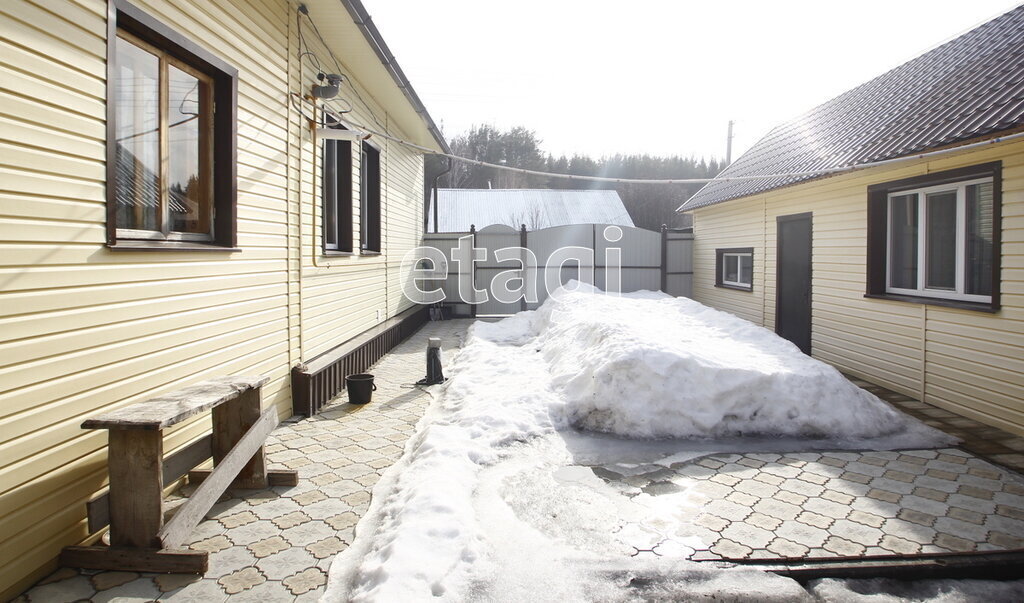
[422,223,692,317]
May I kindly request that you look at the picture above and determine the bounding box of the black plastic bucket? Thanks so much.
[346,373,376,405]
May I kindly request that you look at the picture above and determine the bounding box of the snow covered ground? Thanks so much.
[323,286,1016,602]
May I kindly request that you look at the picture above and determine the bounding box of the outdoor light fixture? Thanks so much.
[315,127,368,141]
[311,73,344,99]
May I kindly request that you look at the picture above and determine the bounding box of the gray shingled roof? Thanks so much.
[680,6,1024,212]
[427,189,634,232]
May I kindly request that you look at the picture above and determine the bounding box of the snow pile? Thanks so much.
[534,283,935,440]
[328,323,566,602]
[325,286,954,602]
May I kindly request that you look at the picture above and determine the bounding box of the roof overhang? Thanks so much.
[301,0,449,154]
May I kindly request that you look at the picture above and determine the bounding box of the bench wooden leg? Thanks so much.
[107,429,164,548]
[212,387,268,489]
[61,546,207,574]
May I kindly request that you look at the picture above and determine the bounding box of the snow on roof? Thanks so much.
[427,189,634,232]
[680,5,1024,211]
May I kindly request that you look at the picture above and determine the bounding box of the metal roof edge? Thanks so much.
[678,126,1024,212]
[337,0,451,154]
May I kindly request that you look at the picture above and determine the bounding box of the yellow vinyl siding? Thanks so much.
[692,138,1024,435]
[0,0,432,598]
[294,51,425,360]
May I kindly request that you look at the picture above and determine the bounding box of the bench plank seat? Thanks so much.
[65,374,297,574]
[82,375,269,430]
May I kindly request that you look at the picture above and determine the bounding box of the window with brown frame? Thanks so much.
[866,162,1001,312]
[715,247,754,291]
[322,114,353,253]
[359,141,381,253]
[107,0,238,249]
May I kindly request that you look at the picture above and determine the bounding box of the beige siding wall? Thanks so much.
[290,8,424,361]
[691,139,1024,436]
[0,0,427,597]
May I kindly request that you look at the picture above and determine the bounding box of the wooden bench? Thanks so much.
[61,376,298,574]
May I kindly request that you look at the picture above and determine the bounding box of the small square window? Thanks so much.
[716,248,754,291]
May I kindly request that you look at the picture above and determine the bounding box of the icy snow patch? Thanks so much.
[808,577,1024,602]
[533,284,949,441]
[324,287,954,602]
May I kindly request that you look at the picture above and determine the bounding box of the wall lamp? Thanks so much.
[312,73,344,99]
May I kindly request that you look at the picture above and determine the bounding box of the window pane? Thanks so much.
[724,255,739,282]
[889,193,918,289]
[114,36,160,231]
[323,138,338,249]
[167,65,209,234]
[360,145,368,249]
[739,254,753,285]
[925,190,957,291]
[360,142,381,252]
[965,182,993,296]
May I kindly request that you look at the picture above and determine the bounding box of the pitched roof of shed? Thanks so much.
[427,189,634,232]
[679,6,1024,212]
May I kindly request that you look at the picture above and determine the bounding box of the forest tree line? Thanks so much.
[425,125,726,231]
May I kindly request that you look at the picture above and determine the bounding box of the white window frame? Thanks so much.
[885,176,992,304]
[721,251,753,289]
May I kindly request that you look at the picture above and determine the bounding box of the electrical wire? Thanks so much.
[318,107,1024,186]
[290,5,1024,188]
[296,5,389,132]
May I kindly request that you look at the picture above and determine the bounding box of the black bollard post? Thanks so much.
[416,337,446,385]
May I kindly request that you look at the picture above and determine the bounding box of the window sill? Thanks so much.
[715,283,753,292]
[864,293,998,313]
[359,250,382,256]
[108,241,241,252]
[323,250,355,257]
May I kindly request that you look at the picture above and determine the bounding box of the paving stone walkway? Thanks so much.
[16,317,1024,601]
[598,447,1024,561]
[16,320,470,602]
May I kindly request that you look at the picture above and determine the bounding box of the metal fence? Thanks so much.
[422,223,693,317]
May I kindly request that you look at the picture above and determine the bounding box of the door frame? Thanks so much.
[775,212,813,354]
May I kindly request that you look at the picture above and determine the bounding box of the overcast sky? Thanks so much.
[361,1,1020,161]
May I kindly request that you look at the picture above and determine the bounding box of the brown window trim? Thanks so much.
[865,161,1001,312]
[359,141,382,253]
[715,247,754,292]
[863,293,998,314]
[106,0,238,250]
[322,116,353,254]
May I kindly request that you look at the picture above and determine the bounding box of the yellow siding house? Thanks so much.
[0,0,447,597]
[681,8,1024,437]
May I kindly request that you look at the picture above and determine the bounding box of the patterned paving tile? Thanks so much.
[19,321,469,602]
[18,328,1024,599]
[604,446,1024,562]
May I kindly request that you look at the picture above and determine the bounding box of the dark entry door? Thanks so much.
[776,213,812,354]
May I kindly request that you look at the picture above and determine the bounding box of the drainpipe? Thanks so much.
[427,156,452,233]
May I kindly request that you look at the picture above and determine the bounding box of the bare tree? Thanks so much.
[505,205,546,231]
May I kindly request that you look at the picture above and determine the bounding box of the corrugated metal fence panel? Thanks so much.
[595,267,662,293]
[666,274,693,298]
[422,224,693,315]
[595,224,661,267]
[477,224,521,268]
[666,234,694,273]
[529,224,595,268]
